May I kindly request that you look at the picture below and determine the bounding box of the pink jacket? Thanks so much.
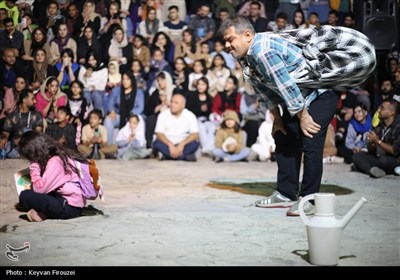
[35,92,67,118]
[0,88,17,119]
[30,156,85,208]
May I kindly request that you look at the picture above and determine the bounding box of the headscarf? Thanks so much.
[108,27,128,60]
[108,61,121,84]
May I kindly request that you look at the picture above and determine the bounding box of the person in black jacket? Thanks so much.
[46,106,77,150]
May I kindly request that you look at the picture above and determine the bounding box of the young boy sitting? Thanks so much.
[46,106,77,150]
[77,109,117,159]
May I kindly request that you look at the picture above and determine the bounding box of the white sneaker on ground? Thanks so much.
[255,191,295,208]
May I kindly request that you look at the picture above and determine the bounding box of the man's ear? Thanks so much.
[244,30,253,43]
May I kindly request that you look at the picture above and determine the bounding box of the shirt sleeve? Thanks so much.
[30,158,65,194]
[257,48,305,116]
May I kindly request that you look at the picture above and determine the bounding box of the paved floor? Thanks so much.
[0,158,399,266]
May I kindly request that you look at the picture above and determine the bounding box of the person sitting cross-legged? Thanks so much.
[153,93,199,161]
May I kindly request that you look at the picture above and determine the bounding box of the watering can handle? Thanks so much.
[299,194,314,225]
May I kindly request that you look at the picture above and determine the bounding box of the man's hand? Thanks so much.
[297,108,320,138]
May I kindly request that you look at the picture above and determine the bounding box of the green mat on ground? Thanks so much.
[208,178,353,196]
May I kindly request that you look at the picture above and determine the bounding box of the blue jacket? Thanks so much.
[107,86,145,116]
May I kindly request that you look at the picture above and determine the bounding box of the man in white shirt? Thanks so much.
[153,93,199,161]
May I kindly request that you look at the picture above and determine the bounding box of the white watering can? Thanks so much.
[299,193,367,266]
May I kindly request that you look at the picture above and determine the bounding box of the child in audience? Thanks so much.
[46,106,77,150]
[105,61,122,114]
[116,114,151,160]
[68,80,87,145]
[77,109,117,159]
[18,131,87,222]
[250,110,276,162]
[213,110,250,163]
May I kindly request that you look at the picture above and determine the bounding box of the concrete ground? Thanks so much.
[0,158,399,266]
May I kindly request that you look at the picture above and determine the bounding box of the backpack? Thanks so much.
[75,159,104,201]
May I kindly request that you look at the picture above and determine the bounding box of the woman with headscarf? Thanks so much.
[81,0,101,35]
[48,23,78,66]
[99,1,127,51]
[137,7,164,43]
[144,70,176,148]
[107,26,133,74]
[27,48,57,94]
[22,27,51,63]
[104,71,145,144]
[35,76,68,124]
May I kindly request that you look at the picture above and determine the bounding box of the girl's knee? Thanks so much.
[19,190,33,207]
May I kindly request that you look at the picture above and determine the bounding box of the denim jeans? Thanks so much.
[212,147,250,162]
[84,90,105,113]
[153,139,199,160]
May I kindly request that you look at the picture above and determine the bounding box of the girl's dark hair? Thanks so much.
[353,102,368,111]
[46,77,59,88]
[132,59,143,71]
[33,47,47,59]
[292,9,305,28]
[85,51,102,70]
[68,80,84,97]
[15,75,28,88]
[151,31,173,57]
[69,79,84,89]
[18,131,87,176]
[220,119,241,133]
[122,71,137,93]
[31,27,48,53]
[227,75,239,87]
[83,25,98,38]
[134,34,147,46]
[182,29,197,54]
[194,59,207,75]
[196,76,209,93]
[211,54,227,70]
[61,48,74,59]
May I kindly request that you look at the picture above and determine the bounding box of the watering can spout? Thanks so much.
[339,197,367,229]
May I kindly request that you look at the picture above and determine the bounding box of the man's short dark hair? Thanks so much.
[250,1,261,9]
[3,17,13,26]
[18,89,32,106]
[344,11,355,20]
[328,9,339,17]
[276,12,288,20]
[89,109,103,120]
[219,7,229,14]
[168,5,178,11]
[57,106,71,117]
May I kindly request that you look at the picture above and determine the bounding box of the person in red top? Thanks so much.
[35,77,67,124]
[211,75,241,124]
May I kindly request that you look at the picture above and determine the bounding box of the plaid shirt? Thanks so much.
[241,26,376,116]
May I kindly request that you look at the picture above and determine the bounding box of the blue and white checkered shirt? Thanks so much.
[241,26,376,116]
